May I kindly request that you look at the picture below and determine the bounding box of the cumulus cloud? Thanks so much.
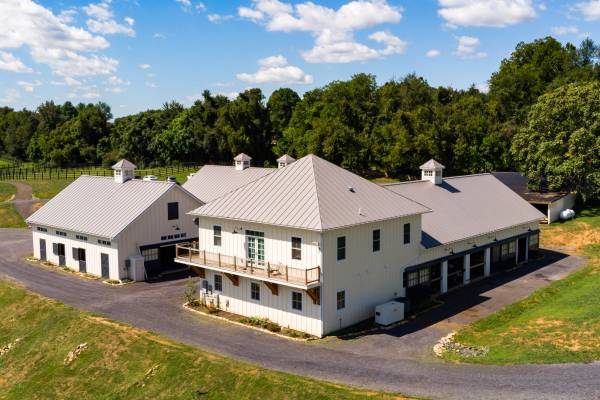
[237,55,313,84]
[438,0,536,27]
[552,26,579,35]
[0,0,119,78]
[139,63,151,69]
[58,9,77,23]
[426,49,441,57]
[105,75,130,93]
[17,80,42,92]
[0,51,33,73]
[576,1,600,20]
[238,0,406,63]
[454,36,487,58]
[84,0,135,36]
[208,14,234,23]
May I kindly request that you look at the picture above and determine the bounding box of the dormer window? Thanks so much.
[419,159,444,185]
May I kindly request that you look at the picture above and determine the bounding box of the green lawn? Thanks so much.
[0,281,412,400]
[16,179,75,199]
[0,203,27,228]
[442,207,600,365]
[0,182,16,202]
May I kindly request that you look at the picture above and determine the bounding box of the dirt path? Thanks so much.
[7,182,45,220]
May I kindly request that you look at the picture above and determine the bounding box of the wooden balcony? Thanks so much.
[175,243,321,289]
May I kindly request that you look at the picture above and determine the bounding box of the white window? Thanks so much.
[213,225,222,246]
[424,170,433,177]
[291,291,302,311]
[337,290,346,310]
[214,274,223,291]
[251,282,260,301]
[291,237,302,260]
[337,236,346,261]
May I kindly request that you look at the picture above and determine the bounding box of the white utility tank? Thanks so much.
[375,301,405,326]
[560,209,576,220]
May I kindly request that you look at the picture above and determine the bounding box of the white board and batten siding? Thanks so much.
[320,214,422,335]
[548,193,576,224]
[416,220,541,264]
[117,187,201,269]
[197,217,322,336]
[31,227,118,278]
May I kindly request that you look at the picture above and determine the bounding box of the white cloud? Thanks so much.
[239,0,406,63]
[0,51,33,73]
[576,1,600,20]
[107,75,130,86]
[552,25,579,35]
[438,0,536,27]
[0,89,21,104]
[84,0,135,37]
[153,33,166,39]
[208,14,234,23]
[426,49,441,57]
[219,91,239,100]
[476,82,489,93]
[145,81,157,88]
[196,2,206,11]
[0,0,118,78]
[58,9,77,24]
[17,80,42,92]
[237,55,313,84]
[139,63,151,69]
[454,36,487,58]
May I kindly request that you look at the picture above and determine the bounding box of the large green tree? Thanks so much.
[512,81,600,202]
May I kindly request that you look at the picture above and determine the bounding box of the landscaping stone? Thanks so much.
[64,343,88,365]
[434,332,489,358]
[0,338,22,356]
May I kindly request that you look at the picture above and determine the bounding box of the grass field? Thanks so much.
[0,281,411,400]
[442,207,600,365]
[0,182,16,202]
[0,203,27,228]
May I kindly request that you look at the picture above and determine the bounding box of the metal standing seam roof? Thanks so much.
[112,159,137,169]
[384,174,546,248]
[190,154,431,232]
[233,153,252,162]
[26,176,198,240]
[491,172,570,204]
[420,159,445,170]
[182,165,275,203]
[276,154,296,163]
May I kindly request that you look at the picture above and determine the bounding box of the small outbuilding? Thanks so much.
[491,172,575,223]
[26,160,203,281]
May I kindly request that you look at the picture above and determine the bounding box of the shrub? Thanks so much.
[183,278,197,305]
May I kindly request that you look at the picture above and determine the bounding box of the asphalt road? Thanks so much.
[1,228,598,400]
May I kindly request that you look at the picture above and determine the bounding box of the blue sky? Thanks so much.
[0,0,598,117]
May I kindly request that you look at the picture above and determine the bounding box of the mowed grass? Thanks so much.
[0,203,27,228]
[0,182,16,202]
[0,281,412,400]
[442,207,600,365]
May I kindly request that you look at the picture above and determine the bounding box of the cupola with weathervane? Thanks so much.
[112,159,136,183]
[420,159,444,185]
[276,154,295,168]
[234,153,252,171]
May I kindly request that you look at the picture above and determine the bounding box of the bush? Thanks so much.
[239,317,281,332]
[183,278,197,305]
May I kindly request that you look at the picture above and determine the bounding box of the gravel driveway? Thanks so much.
[0,228,597,400]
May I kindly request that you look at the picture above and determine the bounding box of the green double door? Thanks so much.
[246,230,265,266]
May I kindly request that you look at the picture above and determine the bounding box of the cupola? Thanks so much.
[419,159,444,185]
[276,154,295,168]
[112,159,136,183]
[234,153,252,171]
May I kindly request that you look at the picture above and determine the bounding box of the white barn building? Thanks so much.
[175,155,545,337]
[26,160,202,281]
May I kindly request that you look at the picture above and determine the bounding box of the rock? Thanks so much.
[0,338,22,356]
[433,332,489,358]
[64,343,88,365]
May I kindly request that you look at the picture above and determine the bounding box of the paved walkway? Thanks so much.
[5,182,46,220]
[0,229,598,400]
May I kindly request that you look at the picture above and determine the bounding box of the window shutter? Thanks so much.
[52,243,57,255]
[72,247,78,260]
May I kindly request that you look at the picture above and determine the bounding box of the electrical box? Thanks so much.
[375,301,405,326]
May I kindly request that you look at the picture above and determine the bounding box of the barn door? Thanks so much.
[39,239,46,261]
[101,253,109,278]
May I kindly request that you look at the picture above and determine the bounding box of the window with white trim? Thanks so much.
[250,282,260,301]
[214,274,223,291]
[337,290,346,310]
[291,291,302,311]
[291,236,302,260]
[213,225,222,246]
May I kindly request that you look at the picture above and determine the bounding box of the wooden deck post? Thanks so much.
[188,246,191,263]
[203,250,206,265]
[218,253,221,267]
[305,268,308,284]
[233,256,237,271]
[267,262,271,278]
[285,265,289,281]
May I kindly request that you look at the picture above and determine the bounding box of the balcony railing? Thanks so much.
[175,243,320,287]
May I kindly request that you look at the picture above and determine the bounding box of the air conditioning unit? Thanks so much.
[375,301,405,326]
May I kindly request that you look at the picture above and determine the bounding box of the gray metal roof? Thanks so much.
[191,154,430,231]
[385,174,546,248]
[276,154,295,163]
[26,176,197,240]
[420,159,445,170]
[182,165,274,203]
[112,159,136,169]
[491,172,569,204]
[233,153,252,162]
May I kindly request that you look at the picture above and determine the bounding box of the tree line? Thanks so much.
[0,37,598,201]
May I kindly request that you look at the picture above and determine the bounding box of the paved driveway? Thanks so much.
[0,228,598,400]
